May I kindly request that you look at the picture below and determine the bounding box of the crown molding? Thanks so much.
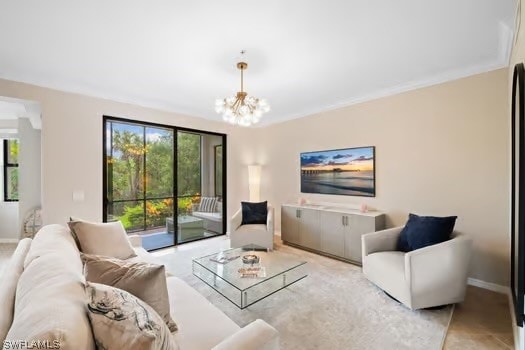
[258,60,509,127]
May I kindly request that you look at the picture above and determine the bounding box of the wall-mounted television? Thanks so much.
[300,146,375,197]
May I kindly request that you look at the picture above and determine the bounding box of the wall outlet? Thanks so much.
[72,190,85,202]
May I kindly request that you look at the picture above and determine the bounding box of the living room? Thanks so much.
[0,1,523,349]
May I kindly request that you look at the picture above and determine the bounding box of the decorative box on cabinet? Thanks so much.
[281,204,385,265]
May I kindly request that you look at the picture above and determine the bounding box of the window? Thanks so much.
[103,116,227,250]
[104,120,174,233]
[4,139,19,201]
[177,131,201,198]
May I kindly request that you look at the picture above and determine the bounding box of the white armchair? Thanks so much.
[229,205,275,250]
[362,226,472,310]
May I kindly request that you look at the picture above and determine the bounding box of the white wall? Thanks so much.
[0,135,19,240]
[17,117,41,237]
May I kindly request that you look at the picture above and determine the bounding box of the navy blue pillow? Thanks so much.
[241,201,268,225]
[397,213,457,252]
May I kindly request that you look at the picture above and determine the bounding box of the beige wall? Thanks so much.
[0,79,260,228]
[259,69,509,286]
[0,68,511,286]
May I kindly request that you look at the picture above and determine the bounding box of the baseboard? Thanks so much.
[467,277,509,294]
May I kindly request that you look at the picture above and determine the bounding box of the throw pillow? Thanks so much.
[68,220,136,259]
[397,213,457,252]
[81,253,177,332]
[0,238,32,342]
[241,201,268,225]
[86,282,178,350]
[198,197,217,213]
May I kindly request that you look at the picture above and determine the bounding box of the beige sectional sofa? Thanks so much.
[2,224,279,350]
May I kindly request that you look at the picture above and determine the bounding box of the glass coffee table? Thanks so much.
[192,245,307,309]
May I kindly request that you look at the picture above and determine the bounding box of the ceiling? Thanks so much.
[0,0,517,126]
[0,98,42,129]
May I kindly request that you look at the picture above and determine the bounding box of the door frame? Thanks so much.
[102,115,227,249]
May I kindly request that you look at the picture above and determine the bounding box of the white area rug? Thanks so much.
[156,237,452,350]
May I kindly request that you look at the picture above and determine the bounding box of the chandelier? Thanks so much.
[215,52,270,126]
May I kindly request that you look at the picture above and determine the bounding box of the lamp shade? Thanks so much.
[248,165,262,202]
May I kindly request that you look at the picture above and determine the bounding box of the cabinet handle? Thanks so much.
[341,216,345,226]
[344,216,348,226]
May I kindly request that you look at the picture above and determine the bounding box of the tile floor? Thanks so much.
[443,286,515,349]
[0,241,516,349]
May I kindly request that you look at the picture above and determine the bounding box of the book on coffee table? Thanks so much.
[210,253,240,264]
[238,266,266,278]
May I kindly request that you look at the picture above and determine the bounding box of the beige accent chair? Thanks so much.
[230,205,275,250]
[362,226,472,310]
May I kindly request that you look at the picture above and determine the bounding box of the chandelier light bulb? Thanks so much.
[214,51,270,127]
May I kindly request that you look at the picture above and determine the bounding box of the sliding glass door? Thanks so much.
[103,116,226,250]
[104,120,175,250]
[177,131,224,244]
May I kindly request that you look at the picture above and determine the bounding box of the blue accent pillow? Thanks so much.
[241,201,268,225]
[397,213,457,252]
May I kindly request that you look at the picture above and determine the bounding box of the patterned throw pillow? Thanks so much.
[86,282,178,350]
[198,197,218,213]
[81,253,177,332]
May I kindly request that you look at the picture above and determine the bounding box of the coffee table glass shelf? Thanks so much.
[192,244,307,309]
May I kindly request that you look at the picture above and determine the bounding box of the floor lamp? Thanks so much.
[248,165,261,202]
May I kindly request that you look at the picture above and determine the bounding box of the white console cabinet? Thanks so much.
[281,204,385,265]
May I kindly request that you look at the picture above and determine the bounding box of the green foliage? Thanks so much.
[117,196,200,231]
[118,199,175,230]
[7,168,18,200]
[106,123,203,231]
[5,140,19,200]
[8,140,19,162]
[177,132,201,196]
[108,130,146,200]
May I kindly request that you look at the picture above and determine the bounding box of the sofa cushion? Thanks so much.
[82,253,177,332]
[131,246,162,263]
[192,211,222,222]
[235,224,268,234]
[241,201,268,225]
[397,213,457,252]
[6,224,95,350]
[167,276,239,350]
[86,282,178,350]
[68,220,136,259]
[0,238,32,342]
[211,319,280,350]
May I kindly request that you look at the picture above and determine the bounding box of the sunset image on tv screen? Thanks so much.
[300,146,375,197]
